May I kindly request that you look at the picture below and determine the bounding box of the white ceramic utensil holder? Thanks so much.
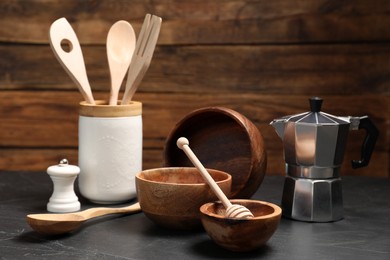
[78,100,142,204]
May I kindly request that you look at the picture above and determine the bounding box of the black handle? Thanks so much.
[351,116,379,168]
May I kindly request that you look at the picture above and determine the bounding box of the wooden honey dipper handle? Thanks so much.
[176,137,232,209]
[177,137,254,219]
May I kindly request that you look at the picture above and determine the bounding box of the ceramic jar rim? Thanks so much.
[79,100,142,117]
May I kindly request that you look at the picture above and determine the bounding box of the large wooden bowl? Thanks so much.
[200,199,282,252]
[164,107,267,198]
[135,167,231,230]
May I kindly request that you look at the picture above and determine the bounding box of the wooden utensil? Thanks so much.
[49,17,95,104]
[27,202,141,235]
[107,20,136,105]
[177,137,254,219]
[121,14,162,104]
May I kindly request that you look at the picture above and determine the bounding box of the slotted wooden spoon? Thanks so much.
[27,202,141,235]
[49,17,95,104]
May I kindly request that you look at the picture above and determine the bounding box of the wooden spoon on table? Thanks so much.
[49,17,95,104]
[107,20,136,105]
[27,202,141,235]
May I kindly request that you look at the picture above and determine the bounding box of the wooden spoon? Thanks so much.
[177,137,254,219]
[107,20,136,105]
[49,17,95,104]
[27,202,141,235]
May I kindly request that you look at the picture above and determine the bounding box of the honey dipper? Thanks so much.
[177,137,254,219]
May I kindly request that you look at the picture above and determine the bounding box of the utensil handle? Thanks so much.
[351,116,379,168]
[79,202,141,219]
[177,137,232,209]
[121,63,143,104]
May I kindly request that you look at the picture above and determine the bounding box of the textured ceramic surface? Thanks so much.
[136,167,232,230]
[200,199,281,252]
[78,101,142,204]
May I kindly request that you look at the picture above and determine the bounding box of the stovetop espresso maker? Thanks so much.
[270,97,378,222]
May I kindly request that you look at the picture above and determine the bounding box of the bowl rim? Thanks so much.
[200,199,282,220]
[163,106,266,198]
[135,167,232,186]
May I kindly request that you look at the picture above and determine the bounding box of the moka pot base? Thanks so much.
[281,175,343,222]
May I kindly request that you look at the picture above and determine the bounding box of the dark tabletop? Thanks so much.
[0,171,389,260]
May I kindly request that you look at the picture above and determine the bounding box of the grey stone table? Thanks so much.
[0,171,389,259]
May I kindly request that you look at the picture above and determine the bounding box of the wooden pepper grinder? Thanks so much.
[47,159,80,213]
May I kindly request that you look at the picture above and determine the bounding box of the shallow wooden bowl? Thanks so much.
[135,167,231,230]
[164,107,267,198]
[200,199,282,252]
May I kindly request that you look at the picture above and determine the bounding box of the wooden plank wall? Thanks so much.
[0,0,389,177]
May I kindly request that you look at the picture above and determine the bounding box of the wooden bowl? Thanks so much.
[164,107,267,198]
[200,199,282,252]
[135,167,232,230]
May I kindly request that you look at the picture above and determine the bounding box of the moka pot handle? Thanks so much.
[351,116,379,168]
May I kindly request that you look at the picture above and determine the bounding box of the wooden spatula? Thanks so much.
[49,17,95,104]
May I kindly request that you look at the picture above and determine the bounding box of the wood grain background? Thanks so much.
[0,0,389,177]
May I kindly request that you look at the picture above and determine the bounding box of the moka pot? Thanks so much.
[270,97,378,222]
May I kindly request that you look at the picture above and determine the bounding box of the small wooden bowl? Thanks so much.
[200,199,282,252]
[135,167,232,230]
[164,107,267,199]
